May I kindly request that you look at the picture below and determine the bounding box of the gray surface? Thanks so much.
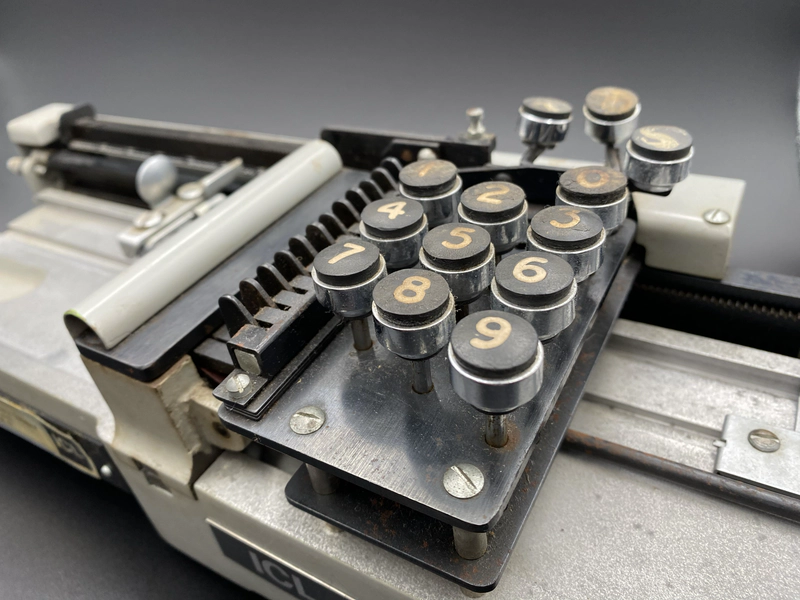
[1,1,799,599]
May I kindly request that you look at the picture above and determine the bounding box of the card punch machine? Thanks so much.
[1,88,799,600]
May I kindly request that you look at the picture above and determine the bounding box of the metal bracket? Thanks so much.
[715,415,800,498]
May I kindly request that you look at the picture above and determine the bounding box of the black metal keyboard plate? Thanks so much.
[221,221,636,533]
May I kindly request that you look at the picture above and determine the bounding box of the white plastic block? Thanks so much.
[6,103,75,147]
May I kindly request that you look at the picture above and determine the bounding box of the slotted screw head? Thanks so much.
[703,208,730,225]
[290,406,326,435]
[748,428,780,453]
[225,373,252,398]
[443,464,485,499]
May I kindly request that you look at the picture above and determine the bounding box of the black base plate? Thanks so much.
[221,221,637,533]
[285,248,642,592]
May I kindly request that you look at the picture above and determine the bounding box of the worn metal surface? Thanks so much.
[564,430,800,524]
[223,222,636,533]
[280,247,641,591]
[716,415,800,498]
[198,445,800,599]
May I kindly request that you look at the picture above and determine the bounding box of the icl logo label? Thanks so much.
[209,521,350,600]
[249,549,316,599]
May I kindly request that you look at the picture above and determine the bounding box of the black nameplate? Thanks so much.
[209,521,350,600]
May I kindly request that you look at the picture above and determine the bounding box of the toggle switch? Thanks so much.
[517,97,572,164]
[448,310,544,447]
[311,239,387,351]
[623,125,693,193]
[418,223,495,316]
[398,159,462,227]
[490,251,577,340]
[358,193,428,271]
[526,206,605,282]
[555,166,629,233]
[372,269,455,394]
[457,181,528,255]
[583,86,641,169]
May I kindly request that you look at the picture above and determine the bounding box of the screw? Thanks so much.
[466,107,486,138]
[748,428,780,453]
[290,406,326,435]
[703,208,730,225]
[134,209,164,229]
[443,463,484,499]
[417,148,437,161]
[225,373,252,399]
[100,464,113,478]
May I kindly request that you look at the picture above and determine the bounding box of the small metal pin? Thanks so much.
[411,360,434,394]
[290,406,326,435]
[485,414,508,448]
[703,208,731,225]
[350,317,373,351]
[417,148,438,161]
[466,107,486,139]
[306,464,340,495]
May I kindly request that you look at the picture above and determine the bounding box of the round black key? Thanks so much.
[361,194,425,239]
[630,125,693,161]
[372,268,451,326]
[313,239,382,286]
[585,87,639,122]
[399,160,458,197]
[530,206,604,251]
[460,181,526,223]
[521,97,572,120]
[495,251,574,308]
[451,310,539,379]
[422,223,492,270]
[559,166,628,206]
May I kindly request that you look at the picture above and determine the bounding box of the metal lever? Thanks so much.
[177,157,244,201]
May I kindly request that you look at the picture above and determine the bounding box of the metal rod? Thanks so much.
[64,140,342,349]
[306,464,340,495]
[605,145,622,171]
[452,526,488,560]
[350,317,373,351]
[411,359,434,394]
[456,302,471,321]
[485,414,508,448]
[520,145,545,165]
[563,430,800,524]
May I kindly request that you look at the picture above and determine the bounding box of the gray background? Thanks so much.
[0,1,798,598]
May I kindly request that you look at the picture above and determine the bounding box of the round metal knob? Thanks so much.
[372,268,455,393]
[457,181,528,254]
[583,86,641,146]
[398,159,462,227]
[419,223,495,307]
[448,310,545,447]
[490,251,577,340]
[623,125,693,193]
[311,239,387,350]
[556,166,630,233]
[358,194,428,270]
[517,97,572,163]
[526,206,605,282]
